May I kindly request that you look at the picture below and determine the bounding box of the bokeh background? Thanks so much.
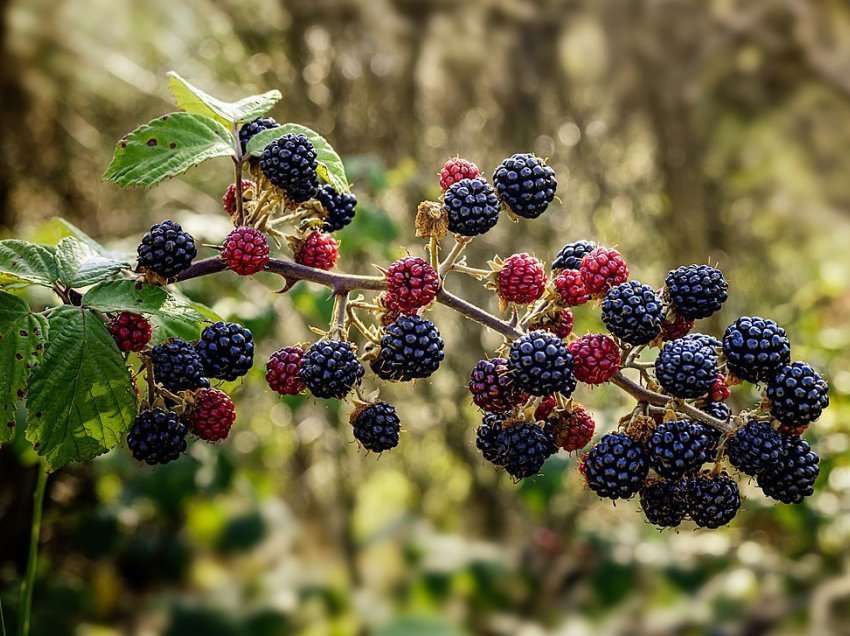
[2,0,850,634]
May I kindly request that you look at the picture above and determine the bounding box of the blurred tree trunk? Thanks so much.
[0,0,25,230]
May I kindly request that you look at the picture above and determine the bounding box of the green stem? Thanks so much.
[18,461,47,636]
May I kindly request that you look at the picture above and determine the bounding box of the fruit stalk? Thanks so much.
[18,461,47,636]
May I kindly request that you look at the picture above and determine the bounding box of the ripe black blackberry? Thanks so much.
[766,361,829,427]
[443,177,500,236]
[665,264,728,320]
[259,133,319,203]
[686,472,740,528]
[727,420,783,476]
[702,400,731,422]
[127,408,188,465]
[492,153,557,219]
[351,402,401,453]
[476,414,508,466]
[299,339,364,399]
[682,333,722,350]
[371,315,445,382]
[150,338,209,392]
[757,436,819,504]
[196,322,255,381]
[582,432,649,500]
[507,330,576,397]
[722,316,790,383]
[468,357,527,414]
[647,419,715,479]
[136,220,197,279]
[238,116,279,153]
[316,184,357,233]
[552,240,596,270]
[500,422,557,479]
[601,281,664,345]
[654,337,718,399]
[640,479,689,528]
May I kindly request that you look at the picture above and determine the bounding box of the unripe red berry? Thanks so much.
[385,256,440,313]
[546,405,596,452]
[221,227,270,275]
[266,346,307,395]
[579,247,628,295]
[188,388,236,442]
[553,269,590,306]
[568,334,621,385]
[710,374,731,402]
[660,314,695,341]
[377,292,402,326]
[295,231,339,270]
[531,308,574,339]
[496,253,546,305]
[109,312,152,352]
[534,395,558,421]
[439,158,481,191]
[222,180,255,216]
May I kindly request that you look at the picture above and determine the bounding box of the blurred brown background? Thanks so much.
[2,0,850,634]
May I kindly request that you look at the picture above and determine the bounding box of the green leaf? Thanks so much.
[150,295,219,343]
[103,112,235,188]
[26,307,137,470]
[82,280,168,314]
[167,71,282,127]
[0,293,48,443]
[56,238,130,288]
[0,240,61,288]
[245,123,350,193]
[44,218,112,255]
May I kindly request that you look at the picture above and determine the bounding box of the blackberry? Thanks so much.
[552,240,596,271]
[439,158,481,190]
[722,316,790,383]
[316,184,357,232]
[710,374,731,402]
[553,269,590,306]
[109,312,152,352]
[221,227,270,275]
[188,388,236,442]
[443,177,500,236]
[136,220,197,279]
[468,357,527,414]
[686,472,740,528]
[568,334,620,385]
[496,253,546,305]
[544,405,595,452]
[660,315,695,341]
[266,346,307,395]
[640,480,689,528]
[682,333,722,350]
[371,315,444,382]
[579,247,629,295]
[647,419,714,479]
[300,339,364,399]
[500,422,557,479]
[294,231,339,270]
[476,414,508,466]
[150,338,209,392]
[528,308,574,340]
[601,281,664,345]
[702,401,731,422]
[726,419,782,476]
[259,133,319,203]
[385,256,440,314]
[665,264,728,320]
[766,362,829,427]
[655,337,718,399]
[238,116,279,153]
[492,153,557,219]
[507,330,576,397]
[196,322,255,381]
[582,432,649,500]
[127,408,188,465]
[351,402,401,452]
[757,436,819,504]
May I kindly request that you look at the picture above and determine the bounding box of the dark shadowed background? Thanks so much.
[2,0,850,634]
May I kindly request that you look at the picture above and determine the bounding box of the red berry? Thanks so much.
[377,293,402,326]
[109,312,152,352]
[553,269,590,306]
[547,405,596,452]
[221,226,270,275]
[222,180,255,216]
[496,253,546,305]
[295,231,339,270]
[266,346,307,395]
[568,334,621,385]
[531,309,574,339]
[385,256,440,313]
[660,314,695,341]
[579,246,629,295]
[534,395,558,421]
[710,374,731,402]
[777,422,808,436]
[188,388,236,442]
[468,357,528,414]
[439,158,481,191]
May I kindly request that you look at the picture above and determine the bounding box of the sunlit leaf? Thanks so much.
[167,71,282,127]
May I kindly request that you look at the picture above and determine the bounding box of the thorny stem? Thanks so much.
[175,256,732,434]
[452,263,491,279]
[330,292,350,338]
[428,236,440,271]
[438,237,472,277]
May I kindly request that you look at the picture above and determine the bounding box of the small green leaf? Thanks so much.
[0,240,61,288]
[26,307,137,470]
[56,238,130,288]
[167,71,282,127]
[82,280,168,314]
[104,112,235,188]
[150,296,219,343]
[245,123,350,193]
[44,218,112,256]
[0,292,48,443]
